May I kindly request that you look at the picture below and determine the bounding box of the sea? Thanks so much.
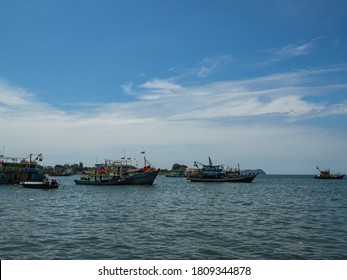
[0,174,346,260]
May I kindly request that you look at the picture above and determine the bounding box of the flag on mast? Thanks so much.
[141,151,145,154]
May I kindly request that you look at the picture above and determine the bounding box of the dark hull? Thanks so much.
[74,170,159,186]
[74,179,130,185]
[0,174,43,185]
[314,175,344,179]
[21,182,59,189]
[0,181,22,185]
[188,173,258,183]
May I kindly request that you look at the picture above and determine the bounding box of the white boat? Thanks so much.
[21,179,59,189]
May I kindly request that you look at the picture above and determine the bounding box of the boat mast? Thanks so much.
[208,156,213,167]
[141,151,146,167]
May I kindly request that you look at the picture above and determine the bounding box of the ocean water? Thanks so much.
[0,175,346,260]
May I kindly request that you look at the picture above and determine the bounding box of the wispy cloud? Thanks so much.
[138,79,184,100]
[0,80,65,116]
[1,64,347,173]
[140,79,184,93]
[258,41,317,65]
[168,55,232,80]
[196,55,232,77]
[0,81,35,109]
[272,42,314,57]
[121,82,133,94]
[333,35,341,47]
[124,65,347,123]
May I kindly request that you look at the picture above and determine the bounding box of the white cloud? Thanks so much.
[168,55,232,79]
[267,42,315,62]
[140,79,183,92]
[197,55,231,77]
[130,67,345,122]
[278,43,313,56]
[138,79,184,100]
[0,81,34,108]
[0,81,65,116]
[121,82,133,94]
[1,65,347,173]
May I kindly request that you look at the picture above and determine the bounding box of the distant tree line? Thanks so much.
[171,163,187,171]
[45,162,86,175]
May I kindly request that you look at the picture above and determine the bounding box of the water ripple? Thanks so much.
[0,175,346,259]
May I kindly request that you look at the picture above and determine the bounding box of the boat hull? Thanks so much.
[314,175,345,179]
[21,181,59,189]
[74,170,159,186]
[188,173,258,183]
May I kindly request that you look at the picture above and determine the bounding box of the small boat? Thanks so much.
[21,178,59,189]
[187,157,258,183]
[314,166,345,179]
[74,155,160,186]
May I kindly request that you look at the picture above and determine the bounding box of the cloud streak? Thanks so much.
[271,42,314,57]
[196,55,232,77]
[253,40,319,67]
[1,64,347,173]
[130,65,347,123]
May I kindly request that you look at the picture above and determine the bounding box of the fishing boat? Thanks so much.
[0,153,46,185]
[314,166,345,179]
[187,157,258,183]
[74,156,160,186]
[21,178,59,189]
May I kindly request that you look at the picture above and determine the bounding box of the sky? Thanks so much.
[1,0,347,174]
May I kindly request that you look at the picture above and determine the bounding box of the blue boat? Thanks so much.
[0,154,46,185]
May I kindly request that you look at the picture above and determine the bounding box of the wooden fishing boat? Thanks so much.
[0,153,46,185]
[74,155,160,186]
[314,166,345,179]
[187,157,258,183]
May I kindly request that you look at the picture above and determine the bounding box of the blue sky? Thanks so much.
[1,0,347,174]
